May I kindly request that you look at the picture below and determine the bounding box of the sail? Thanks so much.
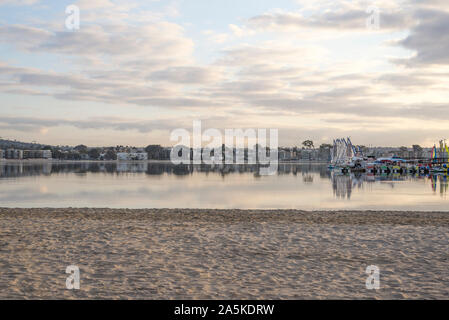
[347,137,354,158]
[432,145,437,162]
[446,143,449,162]
[439,140,445,160]
[331,137,358,165]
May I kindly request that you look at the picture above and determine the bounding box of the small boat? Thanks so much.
[392,165,401,174]
[430,166,448,174]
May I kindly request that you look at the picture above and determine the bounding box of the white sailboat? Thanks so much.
[329,138,363,172]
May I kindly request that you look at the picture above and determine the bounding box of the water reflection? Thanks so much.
[330,171,449,199]
[431,174,448,196]
[0,161,447,209]
[332,173,354,199]
[0,162,52,177]
[0,162,331,178]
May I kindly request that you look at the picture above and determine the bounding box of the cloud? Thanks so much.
[218,43,327,67]
[394,9,449,66]
[219,80,285,93]
[246,1,413,32]
[1,0,449,147]
[376,73,435,88]
[0,116,180,134]
[229,24,255,37]
[149,66,222,84]
[0,0,39,6]
[75,0,114,10]
[0,25,52,49]
[0,62,218,108]
[0,17,212,109]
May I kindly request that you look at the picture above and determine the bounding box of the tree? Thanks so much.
[318,144,332,161]
[302,140,314,149]
[88,148,100,160]
[104,149,117,160]
[51,148,63,160]
[319,143,332,149]
[145,145,164,160]
[68,152,81,160]
[74,144,88,154]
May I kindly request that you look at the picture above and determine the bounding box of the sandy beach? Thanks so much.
[0,208,448,299]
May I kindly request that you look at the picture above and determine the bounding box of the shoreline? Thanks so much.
[2,208,449,225]
[0,159,328,164]
[1,208,448,299]
[1,208,449,225]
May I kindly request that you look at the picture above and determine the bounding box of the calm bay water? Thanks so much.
[0,161,448,210]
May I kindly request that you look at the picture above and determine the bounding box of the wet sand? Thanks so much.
[0,208,448,299]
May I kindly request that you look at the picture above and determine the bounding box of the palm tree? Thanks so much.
[302,140,314,149]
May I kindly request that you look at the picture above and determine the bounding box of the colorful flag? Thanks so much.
[446,142,449,162]
[432,145,437,163]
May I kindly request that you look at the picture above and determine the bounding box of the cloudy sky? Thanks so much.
[0,0,448,147]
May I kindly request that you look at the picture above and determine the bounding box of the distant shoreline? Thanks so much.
[0,159,329,164]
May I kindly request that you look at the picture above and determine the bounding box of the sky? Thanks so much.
[0,0,448,147]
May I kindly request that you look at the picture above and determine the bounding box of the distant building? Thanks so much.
[5,149,23,159]
[117,152,148,161]
[279,149,293,161]
[0,150,4,159]
[23,150,52,159]
[299,149,318,161]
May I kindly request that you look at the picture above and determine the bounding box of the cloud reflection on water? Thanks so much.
[0,162,447,210]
